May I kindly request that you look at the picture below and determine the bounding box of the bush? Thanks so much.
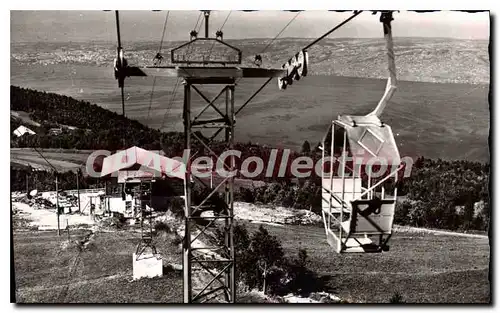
[169,197,185,219]
[281,249,326,297]
[389,292,405,303]
[108,213,126,229]
[236,188,256,203]
[154,221,172,234]
[215,223,324,297]
[172,234,183,247]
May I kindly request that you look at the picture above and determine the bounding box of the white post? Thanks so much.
[368,12,397,118]
[321,127,326,234]
[367,165,371,200]
[393,163,399,200]
[328,123,334,231]
[340,129,347,242]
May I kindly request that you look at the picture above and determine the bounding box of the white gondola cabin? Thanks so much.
[319,11,402,253]
[320,114,403,253]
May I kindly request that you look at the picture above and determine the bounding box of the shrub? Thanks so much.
[215,223,324,297]
[169,197,185,219]
[172,234,183,247]
[389,292,405,303]
[154,221,171,234]
[107,213,126,229]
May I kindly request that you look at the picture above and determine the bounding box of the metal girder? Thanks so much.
[134,180,157,259]
[183,78,236,303]
[122,66,285,79]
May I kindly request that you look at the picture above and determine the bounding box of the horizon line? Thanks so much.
[11,35,490,44]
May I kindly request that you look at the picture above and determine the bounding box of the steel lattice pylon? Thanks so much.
[112,12,285,303]
[134,180,158,258]
[182,79,236,303]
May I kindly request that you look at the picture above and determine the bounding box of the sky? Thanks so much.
[11,10,490,43]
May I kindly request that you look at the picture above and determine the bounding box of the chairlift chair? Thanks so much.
[320,114,403,253]
[320,11,402,253]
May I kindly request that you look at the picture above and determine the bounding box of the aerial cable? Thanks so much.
[237,12,301,107]
[147,79,157,121]
[303,10,363,51]
[194,12,203,31]
[148,11,170,121]
[197,15,204,34]
[114,11,127,116]
[207,11,232,60]
[190,12,204,39]
[160,78,181,130]
[33,146,57,173]
[264,10,363,70]
[220,11,232,30]
[159,12,202,129]
[254,11,301,66]
[261,11,300,53]
[153,11,170,65]
[276,10,364,90]
[158,11,170,53]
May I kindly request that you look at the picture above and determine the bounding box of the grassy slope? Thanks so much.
[13,221,490,303]
[10,148,93,172]
[13,230,183,303]
[243,222,490,303]
[11,110,41,128]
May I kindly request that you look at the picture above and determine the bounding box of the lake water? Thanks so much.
[10,63,490,162]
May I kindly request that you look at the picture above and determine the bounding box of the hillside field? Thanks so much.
[12,224,490,303]
[243,222,490,303]
[11,148,92,172]
[12,229,183,303]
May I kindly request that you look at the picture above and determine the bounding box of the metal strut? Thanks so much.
[135,181,158,259]
[183,78,236,303]
[368,11,397,118]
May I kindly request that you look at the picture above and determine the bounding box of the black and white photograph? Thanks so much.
[9,7,491,304]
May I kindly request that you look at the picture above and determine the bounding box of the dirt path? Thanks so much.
[395,225,488,239]
[12,202,96,229]
[319,267,489,276]
[16,272,129,295]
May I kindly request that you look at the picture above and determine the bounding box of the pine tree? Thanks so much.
[301,140,311,154]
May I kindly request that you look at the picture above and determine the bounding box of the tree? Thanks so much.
[250,226,284,294]
[227,225,285,294]
[389,292,405,303]
[301,140,311,154]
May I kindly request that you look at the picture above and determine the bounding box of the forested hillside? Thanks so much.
[11,85,165,151]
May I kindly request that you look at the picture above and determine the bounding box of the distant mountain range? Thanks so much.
[11,37,489,85]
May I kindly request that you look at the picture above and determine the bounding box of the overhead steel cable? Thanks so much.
[159,12,203,130]
[32,146,57,172]
[259,11,301,55]
[148,11,170,121]
[32,146,62,235]
[207,11,232,59]
[252,11,300,71]
[157,11,170,54]
[235,11,363,131]
[114,11,126,116]
[160,78,181,130]
[219,11,232,30]
[303,10,363,51]
[194,12,203,33]
[196,14,204,34]
[232,12,302,115]
[147,79,157,121]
